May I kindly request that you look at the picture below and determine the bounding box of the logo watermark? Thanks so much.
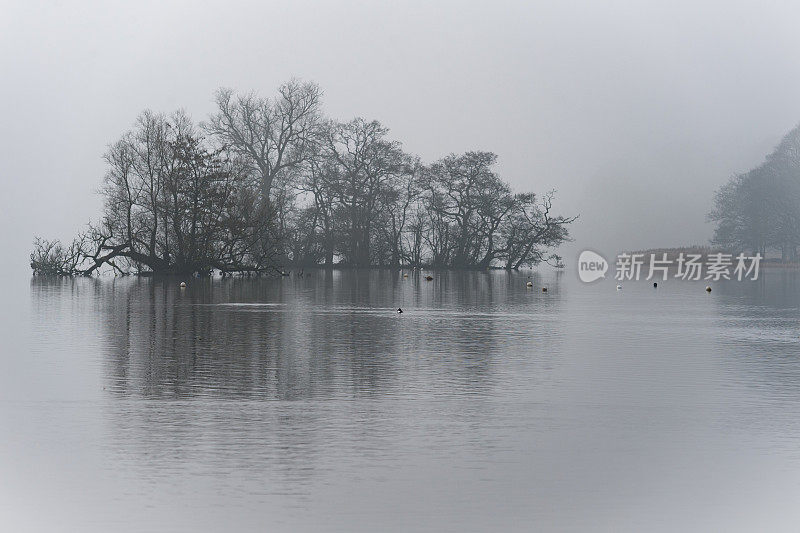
[577,251,762,282]
[578,250,609,283]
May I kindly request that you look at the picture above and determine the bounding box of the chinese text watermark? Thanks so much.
[578,251,762,282]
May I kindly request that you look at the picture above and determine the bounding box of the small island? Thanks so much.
[30,80,576,277]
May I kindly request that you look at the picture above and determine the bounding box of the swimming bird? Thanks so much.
[180,281,187,288]
[541,287,548,292]
[616,284,622,290]
[705,286,712,292]
[526,281,533,287]
[397,308,403,314]
[425,275,433,281]
[653,282,658,288]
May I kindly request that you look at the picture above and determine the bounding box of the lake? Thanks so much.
[3,269,800,531]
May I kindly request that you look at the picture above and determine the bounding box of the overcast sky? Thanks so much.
[2,0,800,274]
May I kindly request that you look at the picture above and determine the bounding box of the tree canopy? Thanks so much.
[709,124,800,260]
[31,80,576,276]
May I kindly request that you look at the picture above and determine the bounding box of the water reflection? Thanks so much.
[24,271,568,531]
[23,271,800,531]
[30,270,564,401]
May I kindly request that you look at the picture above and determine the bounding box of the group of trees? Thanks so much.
[32,80,576,276]
[709,124,800,260]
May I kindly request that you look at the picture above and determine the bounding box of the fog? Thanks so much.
[3,0,800,276]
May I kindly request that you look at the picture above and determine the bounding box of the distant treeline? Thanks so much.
[31,80,576,276]
[709,124,800,260]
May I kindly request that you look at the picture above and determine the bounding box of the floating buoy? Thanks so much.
[425,275,433,281]
[397,308,403,314]
[653,282,658,288]
[526,281,533,288]
[180,281,186,288]
[705,286,712,292]
[541,287,548,293]
[616,284,622,290]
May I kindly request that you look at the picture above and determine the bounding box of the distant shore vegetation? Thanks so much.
[709,123,800,261]
[31,80,576,276]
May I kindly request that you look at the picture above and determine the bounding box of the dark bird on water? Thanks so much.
[397,308,403,314]
[425,275,433,281]
[653,282,658,288]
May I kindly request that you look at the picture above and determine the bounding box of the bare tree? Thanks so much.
[204,80,322,211]
[33,110,280,276]
[423,152,510,268]
[30,236,85,275]
[417,153,575,269]
[380,158,422,266]
[321,118,412,266]
[499,191,577,269]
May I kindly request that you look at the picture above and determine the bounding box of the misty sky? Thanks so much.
[3,0,800,275]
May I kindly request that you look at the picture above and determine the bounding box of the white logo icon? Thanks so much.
[578,250,608,283]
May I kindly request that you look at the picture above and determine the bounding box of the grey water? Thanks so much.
[4,269,800,531]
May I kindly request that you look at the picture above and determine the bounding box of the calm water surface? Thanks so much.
[4,269,800,531]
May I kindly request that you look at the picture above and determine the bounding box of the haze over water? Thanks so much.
[3,270,800,531]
